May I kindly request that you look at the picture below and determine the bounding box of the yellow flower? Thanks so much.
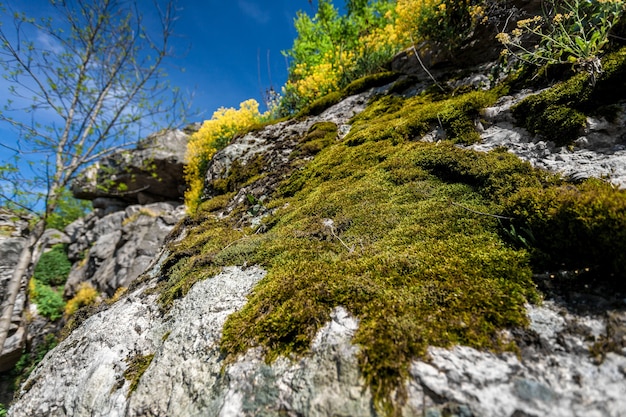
[496,32,511,44]
[184,99,264,212]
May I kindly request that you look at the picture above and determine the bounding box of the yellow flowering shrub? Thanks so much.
[64,282,98,316]
[280,1,401,115]
[395,0,480,52]
[184,99,265,212]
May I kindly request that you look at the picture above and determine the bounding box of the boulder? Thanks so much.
[72,127,196,208]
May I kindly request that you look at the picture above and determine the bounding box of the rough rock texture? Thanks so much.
[473,93,626,188]
[9,265,266,417]
[406,299,626,417]
[9,259,626,416]
[63,201,185,297]
[71,128,193,210]
[205,90,375,195]
[0,210,31,371]
[9,90,626,417]
[0,234,26,372]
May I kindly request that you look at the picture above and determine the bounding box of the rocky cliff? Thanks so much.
[0,129,191,405]
[6,49,626,417]
[0,211,29,373]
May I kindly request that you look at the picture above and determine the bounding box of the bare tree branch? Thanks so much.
[0,0,186,354]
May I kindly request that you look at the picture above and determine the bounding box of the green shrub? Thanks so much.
[34,244,71,287]
[46,187,91,230]
[396,0,483,54]
[280,0,400,116]
[29,278,65,321]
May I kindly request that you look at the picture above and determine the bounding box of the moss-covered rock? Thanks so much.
[158,50,626,413]
[211,154,266,196]
[218,140,545,409]
[346,89,499,146]
[297,71,401,118]
[511,47,626,146]
[124,353,154,395]
[503,178,626,280]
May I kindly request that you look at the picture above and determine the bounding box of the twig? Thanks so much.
[450,200,513,220]
[409,35,445,92]
[323,218,354,253]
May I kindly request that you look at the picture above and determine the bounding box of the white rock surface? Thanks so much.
[473,94,626,188]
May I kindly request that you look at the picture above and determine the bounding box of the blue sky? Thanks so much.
[171,0,316,118]
[179,1,315,115]
[1,0,317,118]
[0,1,330,207]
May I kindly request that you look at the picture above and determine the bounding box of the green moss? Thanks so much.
[297,91,343,118]
[512,46,626,146]
[342,71,400,96]
[30,279,65,321]
[503,178,626,280]
[197,192,235,213]
[155,212,251,311]
[297,71,400,118]
[211,154,266,196]
[388,75,420,95]
[294,122,338,158]
[218,140,546,410]
[124,353,154,395]
[346,89,499,146]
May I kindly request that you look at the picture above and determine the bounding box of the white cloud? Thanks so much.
[36,31,64,54]
[237,1,270,24]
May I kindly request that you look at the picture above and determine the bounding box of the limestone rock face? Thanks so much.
[9,261,626,416]
[0,234,26,372]
[9,88,626,417]
[64,202,185,297]
[474,94,626,188]
[71,128,194,211]
[9,265,266,417]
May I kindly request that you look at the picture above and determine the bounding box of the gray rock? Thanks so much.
[10,265,265,417]
[64,202,184,297]
[0,210,30,238]
[13,268,626,417]
[72,128,193,206]
[0,235,26,371]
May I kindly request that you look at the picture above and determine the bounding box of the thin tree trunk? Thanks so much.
[0,220,45,354]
